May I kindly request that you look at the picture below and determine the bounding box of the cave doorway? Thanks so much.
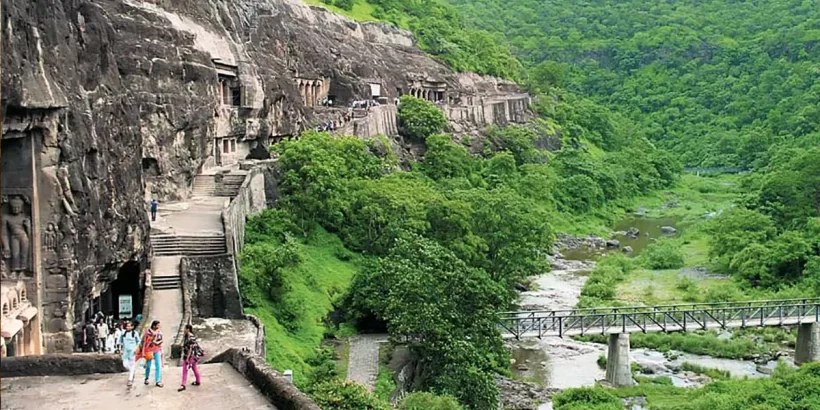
[100,262,143,321]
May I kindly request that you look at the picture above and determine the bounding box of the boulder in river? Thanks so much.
[622,246,633,253]
[606,239,621,248]
[661,226,677,234]
[627,227,640,239]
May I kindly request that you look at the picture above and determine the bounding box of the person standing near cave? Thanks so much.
[150,199,159,222]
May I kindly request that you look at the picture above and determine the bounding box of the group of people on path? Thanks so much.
[119,320,205,392]
[74,313,141,353]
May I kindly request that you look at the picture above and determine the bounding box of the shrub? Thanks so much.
[641,240,685,269]
[553,387,622,410]
[399,392,464,410]
[596,355,607,369]
[309,379,390,410]
[398,96,447,140]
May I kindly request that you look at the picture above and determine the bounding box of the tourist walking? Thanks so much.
[113,322,124,353]
[142,320,164,387]
[96,318,109,353]
[178,324,205,392]
[150,199,159,222]
[83,319,97,352]
[121,321,141,387]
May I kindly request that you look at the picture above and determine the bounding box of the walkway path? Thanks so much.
[146,168,243,365]
[148,255,182,369]
[346,334,388,391]
[1,363,276,409]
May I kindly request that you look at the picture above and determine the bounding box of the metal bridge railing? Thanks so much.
[499,299,820,339]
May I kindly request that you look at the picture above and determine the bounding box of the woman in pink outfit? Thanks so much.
[178,324,205,392]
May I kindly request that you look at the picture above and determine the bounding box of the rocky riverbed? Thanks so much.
[506,232,793,410]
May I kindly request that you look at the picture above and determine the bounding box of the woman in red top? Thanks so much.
[142,320,164,387]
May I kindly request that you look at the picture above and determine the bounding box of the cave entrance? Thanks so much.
[100,262,143,321]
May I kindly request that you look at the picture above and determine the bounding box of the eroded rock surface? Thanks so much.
[2,0,530,353]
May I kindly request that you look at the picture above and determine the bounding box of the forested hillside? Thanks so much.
[448,0,820,167]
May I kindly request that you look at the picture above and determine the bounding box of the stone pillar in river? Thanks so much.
[795,323,820,365]
[605,333,634,387]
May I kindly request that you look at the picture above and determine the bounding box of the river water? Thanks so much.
[510,217,791,409]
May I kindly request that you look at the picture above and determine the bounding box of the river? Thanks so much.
[509,217,793,409]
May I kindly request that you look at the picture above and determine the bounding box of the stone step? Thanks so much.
[154,249,227,256]
[151,237,226,244]
[152,276,181,290]
[152,243,227,249]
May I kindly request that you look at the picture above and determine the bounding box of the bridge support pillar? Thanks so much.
[605,333,634,387]
[795,323,820,365]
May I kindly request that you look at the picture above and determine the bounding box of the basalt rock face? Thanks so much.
[2,0,150,353]
[2,0,527,353]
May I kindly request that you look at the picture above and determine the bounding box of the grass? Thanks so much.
[336,339,351,380]
[375,342,397,401]
[301,0,380,22]
[375,364,397,401]
[616,268,731,305]
[680,362,731,380]
[243,228,364,386]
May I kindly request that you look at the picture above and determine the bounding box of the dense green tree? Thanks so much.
[706,208,777,271]
[344,234,507,409]
[398,96,448,140]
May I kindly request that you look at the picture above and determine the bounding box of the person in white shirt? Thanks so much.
[105,329,117,354]
[113,323,124,354]
[96,318,109,353]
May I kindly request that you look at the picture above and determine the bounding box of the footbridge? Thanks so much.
[500,298,820,386]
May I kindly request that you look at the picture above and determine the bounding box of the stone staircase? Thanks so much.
[192,175,217,197]
[192,174,246,198]
[152,275,182,290]
[151,233,228,256]
[215,174,246,197]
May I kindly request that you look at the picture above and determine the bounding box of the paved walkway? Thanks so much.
[346,334,388,391]
[0,363,276,409]
[149,256,183,365]
[152,196,228,236]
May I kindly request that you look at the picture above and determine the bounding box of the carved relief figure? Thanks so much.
[2,196,32,273]
[44,223,60,268]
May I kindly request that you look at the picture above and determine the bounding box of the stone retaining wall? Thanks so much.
[180,256,243,319]
[223,167,268,261]
[1,354,125,378]
[214,348,321,410]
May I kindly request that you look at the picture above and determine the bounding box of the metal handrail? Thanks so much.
[499,300,820,339]
[500,298,820,318]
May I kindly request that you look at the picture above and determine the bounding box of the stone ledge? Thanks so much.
[214,348,320,410]
[1,354,125,378]
[245,313,267,357]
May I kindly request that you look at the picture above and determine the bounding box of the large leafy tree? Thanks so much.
[398,96,448,141]
[344,234,506,409]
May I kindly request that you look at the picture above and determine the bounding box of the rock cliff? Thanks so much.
[1,0,529,352]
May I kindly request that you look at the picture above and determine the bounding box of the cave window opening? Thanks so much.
[231,85,242,106]
[218,75,242,107]
[230,139,237,153]
[20,289,26,301]
[2,303,8,316]
[223,139,230,154]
